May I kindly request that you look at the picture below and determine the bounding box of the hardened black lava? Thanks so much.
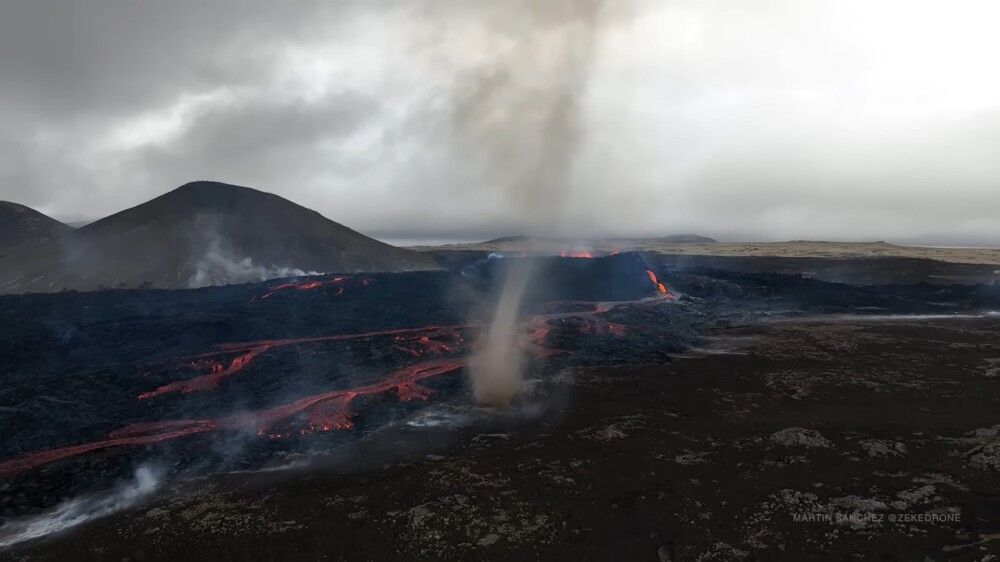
[0,252,997,521]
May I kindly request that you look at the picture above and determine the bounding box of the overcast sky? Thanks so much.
[2,0,999,245]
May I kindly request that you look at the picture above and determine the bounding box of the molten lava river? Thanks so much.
[0,253,695,514]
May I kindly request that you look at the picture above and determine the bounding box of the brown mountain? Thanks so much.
[0,181,438,294]
[0,201,73,250]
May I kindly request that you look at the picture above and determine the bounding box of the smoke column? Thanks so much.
[457,0,606,406]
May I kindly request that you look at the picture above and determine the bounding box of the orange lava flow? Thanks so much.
[0,360,466,475]
[254,277,358,301]
[137,325,471,399]
[646,270,669,295]
[138,345,275,399]
[0,423,216,476]
[560,251,594,258]
[393,332,464,358]
[516,319,561,357]
[1,291,658,475]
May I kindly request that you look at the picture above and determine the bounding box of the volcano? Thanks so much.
[0,202,72,251]
[0,182,438,294]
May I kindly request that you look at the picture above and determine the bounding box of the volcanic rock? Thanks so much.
[0,182,438,294]
[859,440,907,457]
[770,427,833,448]
[964,443,1000,470]
[972,425,1000,438]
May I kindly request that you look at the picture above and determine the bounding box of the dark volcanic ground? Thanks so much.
[1,253,1000,560]
[7,316,1000,561]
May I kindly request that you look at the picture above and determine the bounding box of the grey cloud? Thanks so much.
[129,91,380,193]
[2,0,1000,245]
[0,1,366,117]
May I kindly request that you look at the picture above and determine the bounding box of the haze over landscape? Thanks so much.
[6,3,1000,561]
[2,0,1000,246]
[0,182,438,294]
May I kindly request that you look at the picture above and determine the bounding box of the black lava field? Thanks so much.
[1,252,998,520]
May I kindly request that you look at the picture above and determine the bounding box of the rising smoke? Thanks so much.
[187,240,320,289]
[0,466,162,548]
[462,0,606,407]
[186,217,321,289]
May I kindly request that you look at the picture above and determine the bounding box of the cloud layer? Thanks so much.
[2,0,999,245]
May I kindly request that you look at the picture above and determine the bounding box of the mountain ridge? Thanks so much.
[0,201,73,250]
[0,181,439,294]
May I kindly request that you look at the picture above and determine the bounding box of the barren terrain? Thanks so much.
[417,240,1000,267]
[6,315,1000,561]
[1,253,998,561]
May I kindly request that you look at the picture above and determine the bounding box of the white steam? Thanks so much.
[0,466,162,548]
[187,241,320,288]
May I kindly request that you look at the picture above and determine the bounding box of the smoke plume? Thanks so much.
[0,466,162,548]
[465,0,606,407]
[186,219,321,288]
[187,240,320,289]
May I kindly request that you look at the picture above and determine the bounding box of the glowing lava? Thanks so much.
[0,422,216,476]
[646,270,669,295]
[137,325,470,399]
[0,360,466,475]
[254,277,365,301]
[0,270,671,475]
[139,319,555,400]
[138,345,275,399]
[518,318,561,357]
[393,332,464,357]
